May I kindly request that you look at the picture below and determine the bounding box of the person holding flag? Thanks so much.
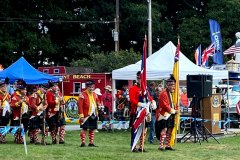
[129,36,156,152]
[155,37,180,151]
[129,71,154,152]
[155,75,178,151]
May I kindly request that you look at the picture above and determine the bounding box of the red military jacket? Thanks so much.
[129,84,153,115]
[129,84,141,115]
[156,89,176,121]
[11,91,29,120]
[46,89,63,118]
[29,91,47,116]
[78,90,98,118]
[0,90,11,115]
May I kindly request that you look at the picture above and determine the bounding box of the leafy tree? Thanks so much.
[71,49,141,72]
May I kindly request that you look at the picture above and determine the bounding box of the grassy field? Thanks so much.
[0,129,239,160]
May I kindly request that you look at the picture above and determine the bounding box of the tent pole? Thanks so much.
[227,77,230,129]
[112,79,116,120]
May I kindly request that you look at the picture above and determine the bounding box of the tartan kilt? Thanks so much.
[155,114,175,140]
[59,117,66,127]
[0,113,10,126]
[10,114,29,132]
[80,114,98,130]
[46,115,58,131]
[29,116,41,130]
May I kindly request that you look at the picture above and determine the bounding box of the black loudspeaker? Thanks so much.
[187,75,212,98]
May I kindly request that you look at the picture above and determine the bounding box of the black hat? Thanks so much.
[48,80,58,88]
[86,80,95,86]
[136,71,141,79]
[4,77,9,84]
[16,79,26,86]
[166,74,176,84]
[39,84,48,89]
[17,85,27,90]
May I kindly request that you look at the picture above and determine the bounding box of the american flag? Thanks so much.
[202,43,215,65]
[131,35,148,151]
[223,45,240,55]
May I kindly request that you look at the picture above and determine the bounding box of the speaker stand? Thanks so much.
[178,97,220,144]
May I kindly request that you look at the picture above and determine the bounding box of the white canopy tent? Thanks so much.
[111,41,229,111]
[112,41,228,80]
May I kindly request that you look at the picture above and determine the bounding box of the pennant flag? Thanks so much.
[170,37,180,147]
[131,35,148,151]
[202,43,215,66]
[194,45,201,66]
[209,19,223,64]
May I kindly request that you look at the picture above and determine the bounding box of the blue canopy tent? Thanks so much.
[0,57,60,84]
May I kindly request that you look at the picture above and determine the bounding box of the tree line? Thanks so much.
[0,0,239,72]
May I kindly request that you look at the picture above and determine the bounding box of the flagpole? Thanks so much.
[147,0,152,56]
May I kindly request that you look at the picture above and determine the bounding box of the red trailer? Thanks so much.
[62,73,112,96]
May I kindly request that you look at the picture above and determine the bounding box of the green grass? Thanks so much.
[0,129,240,160]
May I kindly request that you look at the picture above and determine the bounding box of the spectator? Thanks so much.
[101,85,113,130]
[180,87,190,108]
[148,81,158,144]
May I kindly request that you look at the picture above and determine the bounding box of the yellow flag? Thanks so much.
[170,37,180,147]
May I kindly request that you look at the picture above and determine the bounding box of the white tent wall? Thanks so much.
[111,41,229,112]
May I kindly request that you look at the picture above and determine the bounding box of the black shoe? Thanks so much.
[158,147,165,151]
[59,141,65,144]
[30,140,34,144]
[138,148,147,152]
[80,143,86,147]
[165,147,175,151]
[52,140,57,144]
[132,148,139,153]
[88,143,98,147]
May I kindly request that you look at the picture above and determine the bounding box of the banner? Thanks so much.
[209,19,223,64]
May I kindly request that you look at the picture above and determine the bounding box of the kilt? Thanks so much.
[80,114,98,130]
[0,113,10,126]
[59,117,66,127]
[29,116,40,130]
[46,115,58,131]
[155,114,175,140]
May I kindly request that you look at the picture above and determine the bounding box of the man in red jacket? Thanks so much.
[46,81,65,144]
[78,80,98,147]
[129,71,155,152]
[155,75,178,151]
[11,81,29,144]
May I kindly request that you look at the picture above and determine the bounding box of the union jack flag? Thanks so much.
[131,35,148,151]
[202,43,215,66]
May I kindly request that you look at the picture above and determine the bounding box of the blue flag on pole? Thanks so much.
[209,19,223,64]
